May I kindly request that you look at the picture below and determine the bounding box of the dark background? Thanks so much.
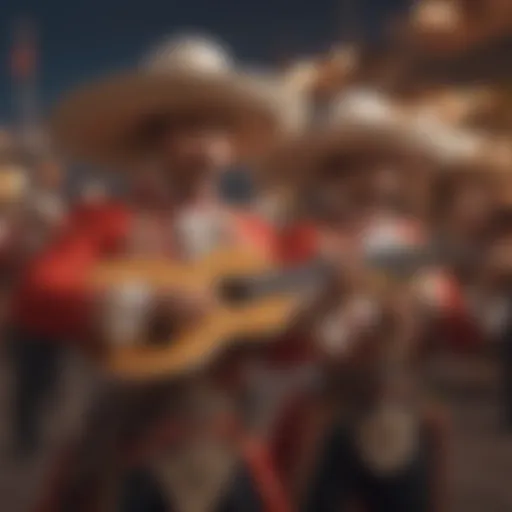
[0,0,411,120]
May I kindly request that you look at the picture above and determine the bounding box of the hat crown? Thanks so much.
[142,35,233,75]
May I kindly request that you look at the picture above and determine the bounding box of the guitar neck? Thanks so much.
[220,244,476,302]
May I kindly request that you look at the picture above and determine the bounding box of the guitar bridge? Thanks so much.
[217,277,254,305]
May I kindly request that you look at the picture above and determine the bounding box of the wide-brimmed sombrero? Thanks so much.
[51,35,301,170]
[260,89,430,188]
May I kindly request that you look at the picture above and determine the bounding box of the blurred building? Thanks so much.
[408,0,512,53]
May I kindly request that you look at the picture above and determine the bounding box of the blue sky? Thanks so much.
[0,0,411,120]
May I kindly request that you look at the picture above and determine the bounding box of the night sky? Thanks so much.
[0,0,411,120]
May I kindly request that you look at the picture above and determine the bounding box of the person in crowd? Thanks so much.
[256,92,450,511]
[24,34,297,511]
[7,150,70,459]
[0,144,31,329]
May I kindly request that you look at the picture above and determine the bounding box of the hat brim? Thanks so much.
[259,122,430,187]
[51,69,285,169]
[438,152,512,177]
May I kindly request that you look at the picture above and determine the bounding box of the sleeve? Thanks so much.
[274,223,319,265]
[13,203,130,341]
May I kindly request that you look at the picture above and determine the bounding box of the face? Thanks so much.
[367,154,434,216]
[310,152,416,221]
[309,154,372,221]
[449,180,494,234]
[136,113,236,194]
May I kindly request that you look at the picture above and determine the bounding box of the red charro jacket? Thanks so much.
[12,202,274,342]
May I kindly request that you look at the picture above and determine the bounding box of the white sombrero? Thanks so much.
[260,88,429,186]
[52,35,299,169]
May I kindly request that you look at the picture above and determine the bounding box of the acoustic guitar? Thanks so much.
[89,242,472,381]
[89,247,329,381]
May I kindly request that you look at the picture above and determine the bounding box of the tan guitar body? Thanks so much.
[90,248,306,381]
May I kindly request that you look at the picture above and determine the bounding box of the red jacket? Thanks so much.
[12,202,274,342]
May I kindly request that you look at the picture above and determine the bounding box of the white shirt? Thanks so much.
[103,205,229,345]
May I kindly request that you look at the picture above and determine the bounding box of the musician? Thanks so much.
[18,35,295,511]
[259,94,450,511]
[0,148,44,459]
[7,152,71,459]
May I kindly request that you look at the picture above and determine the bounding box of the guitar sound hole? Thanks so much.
[146,309,177,346]
[218,277,252,304]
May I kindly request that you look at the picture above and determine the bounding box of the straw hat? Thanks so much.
[51,35,299,169]
[409,112,512,175]
[260,89,428,185]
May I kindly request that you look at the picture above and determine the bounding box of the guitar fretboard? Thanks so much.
[219,243,477,303]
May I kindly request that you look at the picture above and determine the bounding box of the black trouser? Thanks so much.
[501,318,512,430]
[303,422,432,512]
[10,329,64,456]
[118,464,264,512]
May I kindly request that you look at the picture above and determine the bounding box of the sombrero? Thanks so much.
[260,88,430,187]
[51,35,300,169]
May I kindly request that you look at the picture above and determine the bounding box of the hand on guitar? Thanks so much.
[97,283,215,348]
[318,295,381,360]
[148,287,215,341]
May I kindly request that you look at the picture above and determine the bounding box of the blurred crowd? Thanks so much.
[1,2,512,511]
